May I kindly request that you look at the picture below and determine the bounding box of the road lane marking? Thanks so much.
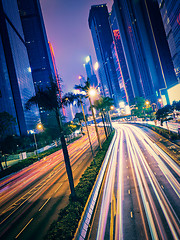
[39,197,51,211]
[54,183,63,193]
[15,218,33,238]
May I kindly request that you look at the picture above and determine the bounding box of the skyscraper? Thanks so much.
[17,0,58,127]
[88,4,122,107]
[110,6,134,105]
[113,0,178,104]
[84,55,98,87]
[157,0,180,82]
[0,0,40,136]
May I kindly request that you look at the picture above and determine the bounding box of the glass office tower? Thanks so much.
[113,0,178,104]
[17,0,58,127]
[88,4,122,107]
[157,0,180,82]
[0,0,40,136]
[84,55,98,87]
[110,7,134,105]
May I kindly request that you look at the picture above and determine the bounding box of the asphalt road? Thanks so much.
[88,123,180,240]
[0,126,105,240]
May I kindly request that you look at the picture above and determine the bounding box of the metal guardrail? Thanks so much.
[73,131,117,240]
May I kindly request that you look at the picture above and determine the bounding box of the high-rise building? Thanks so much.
[113,0,178,104]
[157,0,180,82]
[17,0,58,127]
[110,7,134,105]
[88,4,122,107]
[0,0,40,136]
[48,41,66,116]
[84,55,98,87]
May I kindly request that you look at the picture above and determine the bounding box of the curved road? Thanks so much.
[88,123,180,240]
[0,127,105,240]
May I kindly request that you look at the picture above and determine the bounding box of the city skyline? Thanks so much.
[0,1,179,240]
[40,0,113,92]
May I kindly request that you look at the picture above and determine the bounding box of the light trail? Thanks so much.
[96,129,119,239]
[115,128,123,240]
[91,123,180,240]
[0,127,105,238]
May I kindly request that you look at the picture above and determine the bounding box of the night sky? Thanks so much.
[40,0,113,93]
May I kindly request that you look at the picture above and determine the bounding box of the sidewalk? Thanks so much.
[136,120,180,133]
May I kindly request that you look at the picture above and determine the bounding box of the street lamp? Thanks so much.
[158,98,163,108]
[33,123,43,159]
[145,100,150,108]
[73,90,95,162]
[88,87,102,149]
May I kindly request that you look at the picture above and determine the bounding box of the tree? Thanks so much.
[25,80,75,197]
[172,100,180,111]
[75,80,102,149]
[93,96,114,138]
[156,104,173,125]
[62,91,95,160]
[75,112,85,123]
[131,97,146,118]
[0,111,16,138]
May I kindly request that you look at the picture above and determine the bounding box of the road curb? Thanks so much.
[73,131,117,240]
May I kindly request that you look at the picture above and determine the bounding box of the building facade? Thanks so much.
[84,55,98,87]
[113,0,178,104]
[17,0,58,127]
[110,7,134,105]
[0,0,40,136]
[88,4,122,107]
[157,0,180,82]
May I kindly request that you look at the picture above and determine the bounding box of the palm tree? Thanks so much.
[93,97,108,139]
[94,96,114,135]
[102,96,114,132]
[25,81,75,197]
[62,92,95,162]
[75,80,102,149]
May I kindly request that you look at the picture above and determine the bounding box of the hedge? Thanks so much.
[45,131,115,240]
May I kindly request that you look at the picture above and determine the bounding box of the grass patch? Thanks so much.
[45,131,115,240]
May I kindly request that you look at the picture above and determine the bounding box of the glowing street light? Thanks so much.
[33,123,43,158]
[145,100,150,105]
[37,123,43,131]
[88,88,97,98]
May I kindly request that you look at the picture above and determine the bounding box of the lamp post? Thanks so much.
[73,90,95,162]
[145,100,150,108]
[88,88,102,149]
[33,123,43,159]
[158,98,163,108]
[79,95,95,162]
